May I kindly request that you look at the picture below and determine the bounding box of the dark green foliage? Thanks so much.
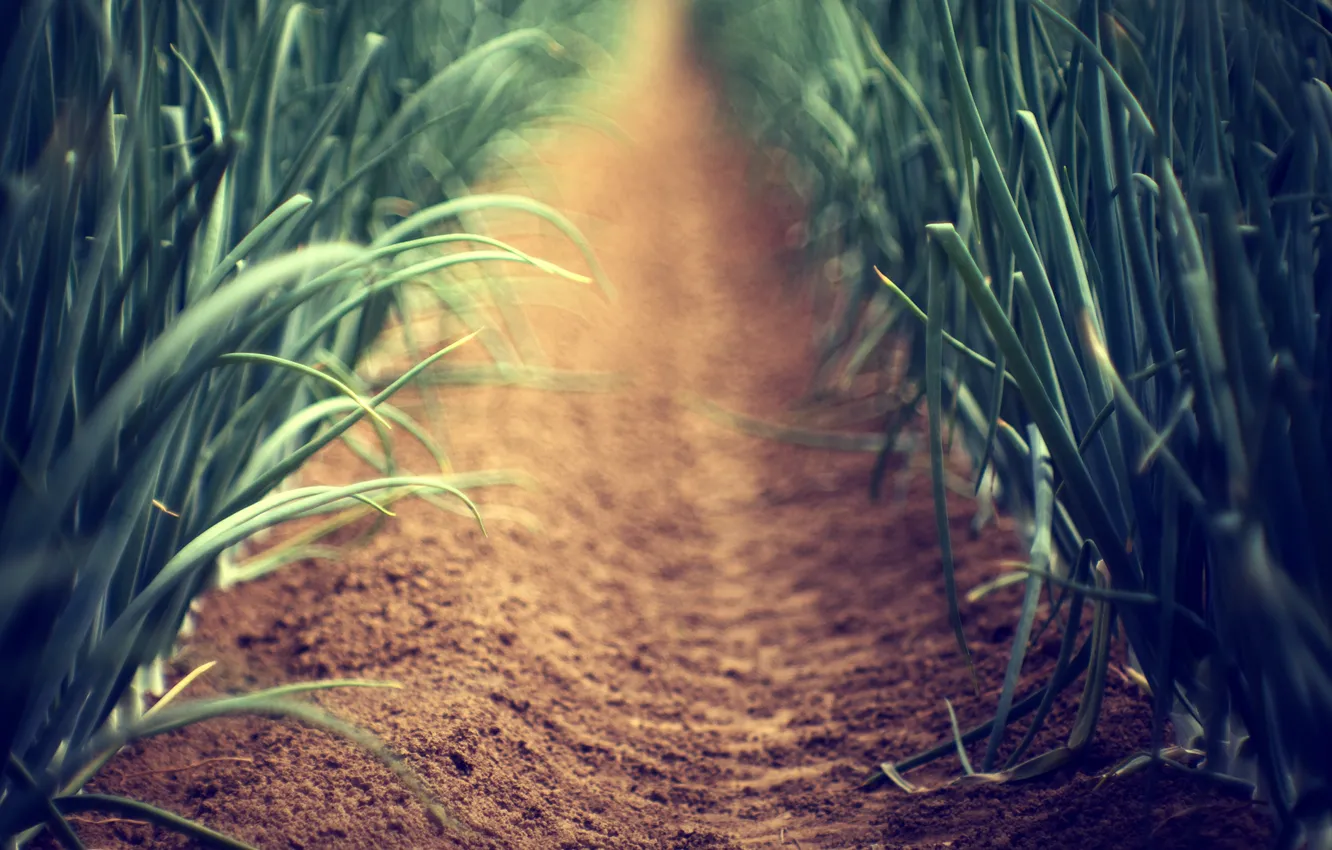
[695,0,1332,845]
[0,0,621,845]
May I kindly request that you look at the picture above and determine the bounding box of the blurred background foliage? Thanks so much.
[693,0,1332,847]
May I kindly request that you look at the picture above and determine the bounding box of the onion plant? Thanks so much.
[0,0,620,846]
[695,0,1332,846]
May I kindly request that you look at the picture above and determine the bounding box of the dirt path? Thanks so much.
[74,4,1269,849]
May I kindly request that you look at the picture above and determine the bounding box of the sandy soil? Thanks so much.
[61,4,1271,848]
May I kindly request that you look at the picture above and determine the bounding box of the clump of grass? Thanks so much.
[0,0,622,846]
[696,0,1332,845]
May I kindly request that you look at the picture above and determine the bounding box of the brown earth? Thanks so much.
[61,3,1272,849]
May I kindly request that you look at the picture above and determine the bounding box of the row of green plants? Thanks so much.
[693,0,1332,846]
[0,0,623,846]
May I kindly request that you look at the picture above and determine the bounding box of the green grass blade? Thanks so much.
[981,424,1052,771]
[925,237,978,693]
[52,793,257,850]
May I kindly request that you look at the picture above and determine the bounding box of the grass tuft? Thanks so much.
[696,0,1332,843]
[0,0,624,845]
